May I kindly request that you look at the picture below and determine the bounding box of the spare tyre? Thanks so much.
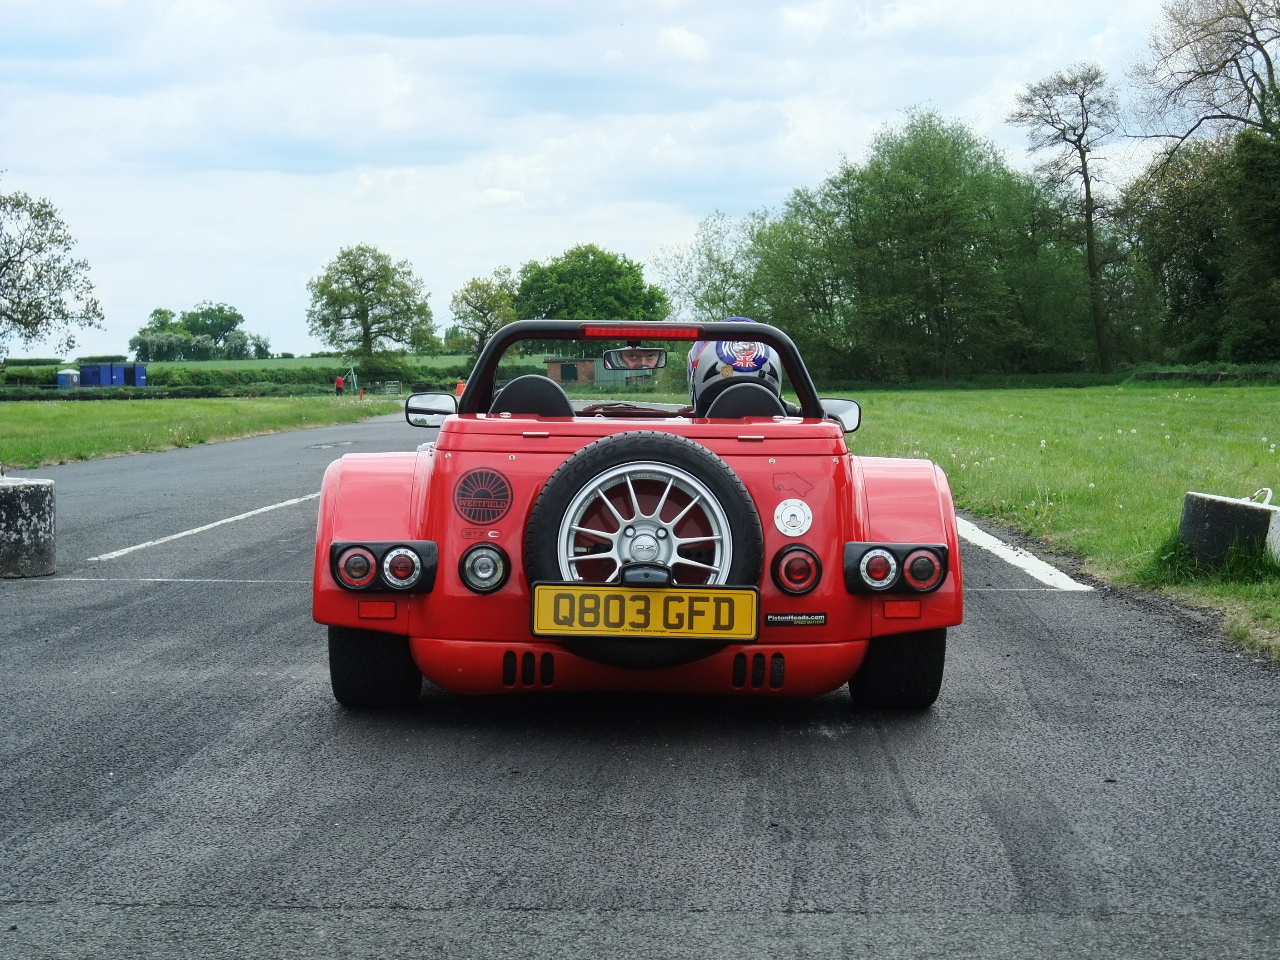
[525,431,764,668]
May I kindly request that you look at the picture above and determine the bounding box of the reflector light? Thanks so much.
[772,545,821,595]
[580,323,703,340]
[381,547,422,589]
[460,544,509,594]
[336,547,377,588]
[859,548,898,590]
[903,549,942,590]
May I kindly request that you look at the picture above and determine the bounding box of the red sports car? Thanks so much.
[313,320,964,709]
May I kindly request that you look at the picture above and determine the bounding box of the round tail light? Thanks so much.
[903,549,942,590]
[381,547,423,589]
[859,548,898,590]
[772,545,821,595]
[460,544,509,594]
[336,547,377,588]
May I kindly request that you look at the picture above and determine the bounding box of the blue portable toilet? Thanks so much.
[57,369,80,390]
[105,364,125,386]
[79,364,103,386]
[123,363,146,386]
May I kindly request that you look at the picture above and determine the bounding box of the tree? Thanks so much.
[222,329,251,360]
[1121,138,1234,361]
[179,301,244,345]
[1134,0,1280,144]
[449,267,517,355]
[515,244,669,321]
[143,307,179,332]
[249,333,271,360]
[1009,62,1121,372]
[306,244,435,358]
[0,185,103,354]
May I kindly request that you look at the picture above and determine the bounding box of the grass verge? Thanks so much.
[0,396,405,469]
[843,383,1280,654]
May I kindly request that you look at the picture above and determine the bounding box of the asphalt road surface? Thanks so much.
[2,415,1278,959]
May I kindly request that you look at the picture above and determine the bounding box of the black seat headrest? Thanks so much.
[489,375,574,418]
[702,381,787,419]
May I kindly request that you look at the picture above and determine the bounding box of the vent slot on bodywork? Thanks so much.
[732,652,784,689]
[502,651,556,688]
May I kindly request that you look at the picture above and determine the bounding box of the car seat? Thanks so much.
[489,375,574,417]
[701,382,787,419]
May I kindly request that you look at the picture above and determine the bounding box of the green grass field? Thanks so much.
[843,383,1280,649]
[140,354,472,371]
[3,383,1275,650]
[0,396,404,468]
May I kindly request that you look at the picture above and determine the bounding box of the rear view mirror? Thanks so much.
[602,347,667,371]
[820,397,861,433]
[405,392,457,428]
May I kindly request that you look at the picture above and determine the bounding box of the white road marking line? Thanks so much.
[956,517,1093,592]
[54,578,309,584]
[86,493,320,562]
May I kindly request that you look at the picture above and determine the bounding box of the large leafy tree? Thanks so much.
[515,244,669,321]
[1009,62,1121,373]
[449,266,517,355]
[179,301,244,345]
[0,185,103,355]
[306,244,435,358]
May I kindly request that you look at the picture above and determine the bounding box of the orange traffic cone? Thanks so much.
[455,379,466,397]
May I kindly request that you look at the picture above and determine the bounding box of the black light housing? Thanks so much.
[843,543,949,594]
[329,541,439,593]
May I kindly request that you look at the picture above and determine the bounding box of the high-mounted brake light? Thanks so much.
[580,324,704,340]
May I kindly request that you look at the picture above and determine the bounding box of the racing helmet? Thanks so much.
[687,317,783,413]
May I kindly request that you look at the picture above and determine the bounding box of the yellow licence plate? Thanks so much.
[532,584,759,641]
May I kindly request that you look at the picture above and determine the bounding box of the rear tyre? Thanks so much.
[328,626,422,708]
[847,628,946,710]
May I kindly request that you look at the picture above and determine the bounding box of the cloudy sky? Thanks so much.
[2,0,1165,358]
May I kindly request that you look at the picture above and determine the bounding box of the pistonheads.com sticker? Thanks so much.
[765,612,827,627]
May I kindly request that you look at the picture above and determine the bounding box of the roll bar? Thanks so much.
[459,320,825,418]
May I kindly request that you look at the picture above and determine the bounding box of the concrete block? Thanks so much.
[1179,491,1280,568]
[0,478,55,578]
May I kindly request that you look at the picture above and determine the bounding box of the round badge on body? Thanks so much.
[774,498,813,537]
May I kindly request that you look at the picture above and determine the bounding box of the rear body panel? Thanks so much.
[313,411,964,696]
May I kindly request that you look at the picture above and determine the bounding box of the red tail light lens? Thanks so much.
[336,547,377,588]
[772,545,821,595]
[381,547,422,589]
[903,549,942,590]
[859,548,898,590]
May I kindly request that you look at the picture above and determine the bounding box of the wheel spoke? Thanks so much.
[674,533,722,547]
[594,488,626,526]
[624,474,641,519]
[653,476,675,521]
[669,494,702,527]
[673,556,719,573]
[570,524,614,544]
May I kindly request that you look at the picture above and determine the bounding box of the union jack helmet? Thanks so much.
[687,317,782,412]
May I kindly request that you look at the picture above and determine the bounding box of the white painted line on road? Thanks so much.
[55,577,309,584]
[86,493,321,562]
[956,517,1093,592]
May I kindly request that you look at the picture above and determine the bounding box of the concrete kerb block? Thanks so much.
[1179,491,1280,569]
[0,478,56,578]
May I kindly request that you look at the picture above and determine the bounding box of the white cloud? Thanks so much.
[1,0,1169,356]
[657,26,712,64]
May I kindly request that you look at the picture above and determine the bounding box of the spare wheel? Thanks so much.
[525,431,764,668]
